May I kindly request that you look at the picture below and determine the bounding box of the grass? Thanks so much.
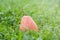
[0,0,60,40]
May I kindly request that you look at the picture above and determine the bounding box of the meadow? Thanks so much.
[0,0,60,40]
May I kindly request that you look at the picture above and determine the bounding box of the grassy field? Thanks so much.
[0,0,60,40]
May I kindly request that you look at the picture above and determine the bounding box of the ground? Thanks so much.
[0,0,60,40]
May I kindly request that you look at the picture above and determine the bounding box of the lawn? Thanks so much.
[0,0,60,40]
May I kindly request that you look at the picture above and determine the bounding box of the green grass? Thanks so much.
[0,0,60,40]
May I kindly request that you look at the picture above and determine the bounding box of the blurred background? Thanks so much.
[0,0,60,40]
